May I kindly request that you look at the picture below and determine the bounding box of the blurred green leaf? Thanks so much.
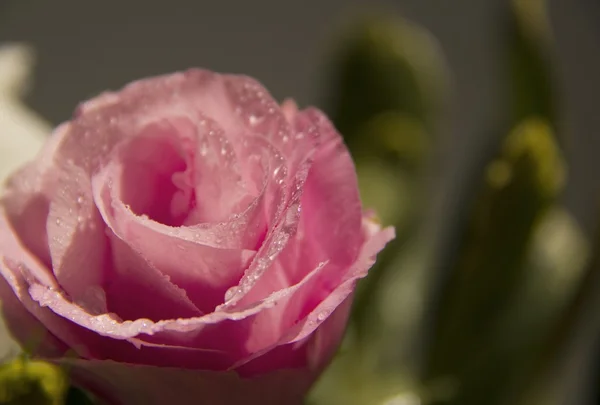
[0,356,68,405]
[311,12,447,405]
[320,13,447,341]
[323,13,447,156]
[508,0,556,127]
[422,118,574,405]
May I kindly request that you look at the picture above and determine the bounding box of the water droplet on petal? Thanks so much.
[224,286,241,302]
[199,139,209,157]
[248,115,262,126]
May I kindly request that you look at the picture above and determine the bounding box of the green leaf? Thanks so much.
[422,118,570,405]
[0,357,68,405]
[323,13,447,154]
[507,0,556,128]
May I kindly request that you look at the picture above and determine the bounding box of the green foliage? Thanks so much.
[421,119,589,405]
[312,1,595,404]
[0,356,68,405]
[507,0,556,127]
[311,12,446,405]
[324,13,446,157]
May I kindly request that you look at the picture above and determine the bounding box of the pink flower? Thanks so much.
[0,70,394,405]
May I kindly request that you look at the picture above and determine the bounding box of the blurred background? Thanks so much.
[1,0,600,404]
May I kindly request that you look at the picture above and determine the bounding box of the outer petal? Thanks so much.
[46,161,109,314]
[1,204,232,369]
[55,294,354,405]
[218,107,368,353]
[25,252,331,363]
[59,359,309,405]
[54,69,304,180]
[229,218,395,369]
[282,219,395,345]
[1,124,70,270]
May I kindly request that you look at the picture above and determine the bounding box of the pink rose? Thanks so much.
[0,70,394,405]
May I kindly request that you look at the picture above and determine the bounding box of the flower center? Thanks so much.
[118,120,196,227]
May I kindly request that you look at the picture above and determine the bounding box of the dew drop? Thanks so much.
[224,287,241,302]
[200,141,209,157]
[317,311,328,322]
[248,115,262,126]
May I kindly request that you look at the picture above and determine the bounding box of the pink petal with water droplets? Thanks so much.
[1,123,71,270]
[0,237,231,370]
[46,162,108,315]
[103,233,202,321]
[92,155,258,313]
[283,220,394,344]
[228,219,394,370]
[230,106,362,308]
[236,296,353,376]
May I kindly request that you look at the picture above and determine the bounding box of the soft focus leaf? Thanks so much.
[422,118,574,405]
[507,0,556,128]
[323,13,447,155]
[310,13,447,404]
[0,357,68,405]
[319,14,446,338]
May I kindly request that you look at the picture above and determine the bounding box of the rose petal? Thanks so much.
[24,247,332,361]
[0,235,230,370]
[93,160,258,313]
[227,218,394,369]
[1,123,70,270]
[0,208,103,358]
[236,296,353,376]
[296,111,363,266]
[0,275,68,358]
[104,234,202,321]
[57,358,309,405]
[283,220,395,344]
[46,162,108,314]
[227,107,362,308]
[55,70,294,177]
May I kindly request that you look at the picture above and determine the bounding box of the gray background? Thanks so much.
[1,0,599,403]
